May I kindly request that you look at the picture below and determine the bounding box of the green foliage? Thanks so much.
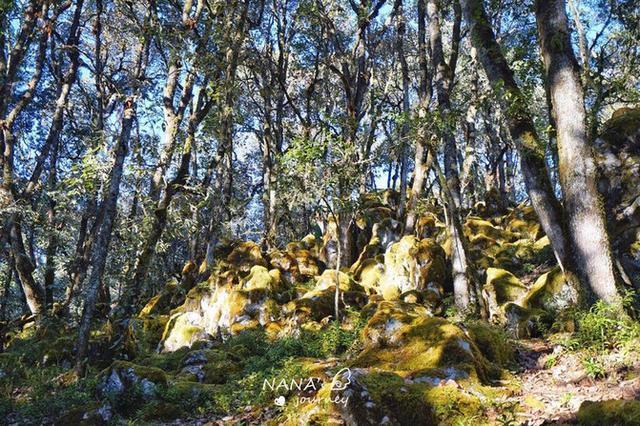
[582,357,606,379]
[0,363,98,423]
[493,400,519,426]
[466,321,516,368]
[567,294,640,353]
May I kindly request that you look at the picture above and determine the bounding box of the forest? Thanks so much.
[1,0,639,424]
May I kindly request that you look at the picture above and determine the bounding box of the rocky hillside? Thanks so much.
[2,109,640,425]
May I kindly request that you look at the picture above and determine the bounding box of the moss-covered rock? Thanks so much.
[308,367,489,425]
[139,290,175,317]
[484,267,527,321]
[226,241,266,275]
[353,258,384,294]
[160,269,282,351]
[242,265,280,291]
[356,301,497,383]
[464,321,515,368]
[378,236,446,302]
[485,268,527,304]
[98,361,167,399]
[293,249,323,278]
[577,399,640,426]
[595,108,640,287]
[314,269,355,292]
[522,266,580,312]
[268,249,301,284]
[371,218,402,252]
[126,315,169,355]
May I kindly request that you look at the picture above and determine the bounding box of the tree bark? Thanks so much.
[461,0,569,271]
[123,87,211,315]
[535,0,619,303]
[428,0,473,311]
[405,0,433,234]
[76,98,135,374]
[394,0,410,221]
[205,0,249,268]
[428,0,461,208]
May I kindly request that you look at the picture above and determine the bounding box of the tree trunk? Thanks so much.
[123,88,210,315]
[428,0,461,208]
[76,98,135,374]
[461,0,569,271]
[394,0,410,221]
[535,0,619,303]
[428,0,473,311]
[8,220,44,314]
[205,0,249,267]
[405,0,433,234]
[460,47,479,208]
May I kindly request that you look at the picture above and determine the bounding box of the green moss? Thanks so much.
[522,267,580,311]
[485,268,527,304]
[601,108,640,147]
[139,347,189,372]
[139,290,174,317]
[137,401,182,422]
[108,360,168,386]
[358,371,489,425]
[357,312,494,383]
[359,371,436,424]
[577,400,640,426]
[421,384,486,425]
[465,321,515,368]
[127,315,169,355]
[243,265,278,291]
[202,360,241,384]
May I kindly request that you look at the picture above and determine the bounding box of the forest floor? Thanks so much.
[501,338,640,425]
[159,336,640,426]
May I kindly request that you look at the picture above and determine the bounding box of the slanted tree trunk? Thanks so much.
[40,0,84,307]
[76,98,135,374]
[461,0,569,271]
[1,1,70,315]
[535,0,620,303]
[148,56,195,201]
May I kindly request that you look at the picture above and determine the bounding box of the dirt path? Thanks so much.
[508,339,640,425]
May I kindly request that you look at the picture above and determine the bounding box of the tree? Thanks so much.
[535,0,620,303]
[461,0,569,272]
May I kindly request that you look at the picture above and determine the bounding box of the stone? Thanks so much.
[378,236,446,302]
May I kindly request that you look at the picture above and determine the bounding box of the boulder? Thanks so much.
[226,241,266,275]
[125,315,169,355]
[293,249,324,278]
[268,250,301,284]
[522,266,580,312]
[176,349,240,384]
[378,236,446,302]
[98,361,167,399]
[160,272,280,351]
[370,218,402,252]
[483,268,527,321]
[353,258,385,294]
[577,399,640,426]
[356,301,498,384]
[595,108,640,286]
[314,269,354,292]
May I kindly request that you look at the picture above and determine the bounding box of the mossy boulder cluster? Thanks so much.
[6,169,640,424]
